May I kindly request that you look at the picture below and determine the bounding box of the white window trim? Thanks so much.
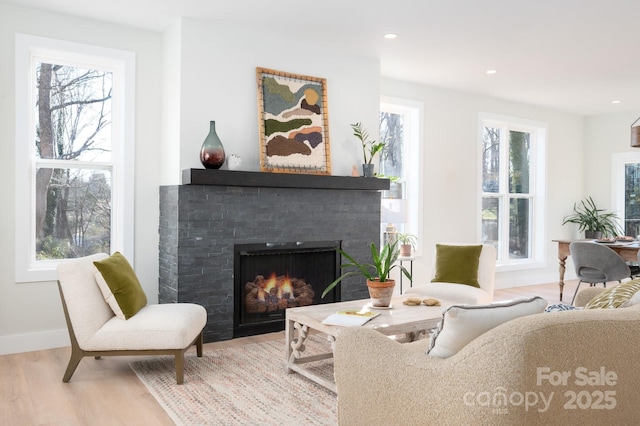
[612,151,640,231]
[14,34,135,282]
[380,96,424,257]
[478,113,547,272]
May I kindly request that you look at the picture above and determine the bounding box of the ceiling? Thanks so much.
[6,0,640,116]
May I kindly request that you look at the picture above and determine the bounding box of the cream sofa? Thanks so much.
[334,299,640,424]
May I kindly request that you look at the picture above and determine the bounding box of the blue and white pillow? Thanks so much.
[544,303,579,313]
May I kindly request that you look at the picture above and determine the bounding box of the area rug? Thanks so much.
[130,335,337,426]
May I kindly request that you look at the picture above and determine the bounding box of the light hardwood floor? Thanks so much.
[1,280,574,426]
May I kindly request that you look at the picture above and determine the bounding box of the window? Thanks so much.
[479,114,546,269]
[379,97,423,253]
[612,152,640,237]
[15,34,135,282]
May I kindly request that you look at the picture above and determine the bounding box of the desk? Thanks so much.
[553,239,640,301]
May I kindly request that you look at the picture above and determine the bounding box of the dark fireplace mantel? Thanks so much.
[160,169,387,343]
[182,169,390,191]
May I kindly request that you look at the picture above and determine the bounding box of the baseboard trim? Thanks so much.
[0,329,70,355]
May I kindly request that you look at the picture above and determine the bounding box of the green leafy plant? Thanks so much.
[397,233,417,248]
[376,174,400,182]
[562,196,622,237]
[321,241,412,298]
[351,122,385,165]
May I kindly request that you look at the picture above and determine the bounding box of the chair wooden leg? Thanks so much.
[63,348,84,382]
[175,351,184,385]
[59,281,85,383]
[196,331,203,357]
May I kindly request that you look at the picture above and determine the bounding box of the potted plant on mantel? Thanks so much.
[562,196,622,239]
[397,233,418,257]
[351,122,385,177]
[321,241,412,307]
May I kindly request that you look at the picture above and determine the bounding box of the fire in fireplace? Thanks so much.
[233,241,341,337]
[244,273,315,313]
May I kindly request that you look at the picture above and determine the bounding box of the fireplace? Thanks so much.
[233,241,340,337]
[159,169,388,343]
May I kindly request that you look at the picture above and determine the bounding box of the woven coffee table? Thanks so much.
[284,296,450,392]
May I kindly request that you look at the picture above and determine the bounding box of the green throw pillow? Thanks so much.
[431,244,483,288]
[94,252,147,320]
[584,279,640,309]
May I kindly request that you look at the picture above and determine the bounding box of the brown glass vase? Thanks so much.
[200,121,226,169]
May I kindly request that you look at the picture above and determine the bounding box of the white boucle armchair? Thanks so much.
[404,243,496,305]
[56,253,207,384]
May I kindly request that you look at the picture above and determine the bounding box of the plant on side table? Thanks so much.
[351,122,385,177]
[562,196,622,239]
[397,233,417,257]
[321,241,412,307]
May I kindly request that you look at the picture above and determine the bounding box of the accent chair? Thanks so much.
[56,253,207,384]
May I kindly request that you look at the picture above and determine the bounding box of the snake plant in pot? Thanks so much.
[321,241,412,307]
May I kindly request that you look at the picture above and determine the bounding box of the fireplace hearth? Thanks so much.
[233,241,340,337]
[159,169,388,343]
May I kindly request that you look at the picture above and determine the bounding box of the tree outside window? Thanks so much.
[35,63,113,260]
[612,154,640,239]
[379,98,423,251]
[481,116,544,265]
[379,111,404,180]
[624,163,640,237]
[15,34,134,282]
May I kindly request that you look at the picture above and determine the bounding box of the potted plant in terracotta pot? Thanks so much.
[562,196,622,239]
[397,233,417,257]
[351,122,385,177]
[321,241,412,307]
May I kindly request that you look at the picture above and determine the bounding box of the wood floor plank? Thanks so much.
[0,281,574,425]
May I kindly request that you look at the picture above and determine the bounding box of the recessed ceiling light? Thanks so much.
[384,33,398,39]
[486,69,498,75]
[611,100,621,104]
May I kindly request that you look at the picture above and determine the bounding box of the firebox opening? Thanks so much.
[233,241,341,338]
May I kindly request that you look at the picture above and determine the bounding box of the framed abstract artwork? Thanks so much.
[256,67,331,175]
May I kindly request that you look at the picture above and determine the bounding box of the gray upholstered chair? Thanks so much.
[569,241,631,305]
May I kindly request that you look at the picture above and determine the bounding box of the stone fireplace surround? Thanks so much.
[159,169,389,343]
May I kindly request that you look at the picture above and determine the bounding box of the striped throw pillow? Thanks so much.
[584,279,640,309]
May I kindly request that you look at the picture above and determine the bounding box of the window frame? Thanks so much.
[379,96,424,257]
[14,34,135,282]
[478,113,547,271]
[612,151,640,235]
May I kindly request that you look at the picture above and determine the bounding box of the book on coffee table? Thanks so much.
[321,309,380,326]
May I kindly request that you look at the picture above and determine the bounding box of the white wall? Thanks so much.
[166,18,380,181]
[0,3,163,354]
[160,20,183,185]
[584,111,640,209]
[380,78,586,290]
